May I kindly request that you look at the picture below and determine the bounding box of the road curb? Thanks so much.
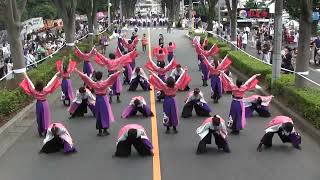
[185,33,320,145]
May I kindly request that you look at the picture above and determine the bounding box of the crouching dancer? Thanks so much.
[114,124,153,157]
[257,116,301,152]
[196,115,230,154]
[122,96,153,118]
[181,88,211,118]
[69,87,96,118]
[40,123,76,154]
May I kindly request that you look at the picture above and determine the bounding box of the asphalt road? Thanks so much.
[0,28,320,180]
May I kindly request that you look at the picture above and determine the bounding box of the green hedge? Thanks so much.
[268,74,320,129]
[219,47,232,59]
[0,42,89,119]
[228,51,272,81]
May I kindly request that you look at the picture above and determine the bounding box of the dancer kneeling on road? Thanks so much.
[68,87,96,119]
[196,115,230,154]
[40,123,76,154]
[128,67,151,91]
[257,116,301,152]
[243,95,273,118]
[114,124,153,157]
[122,96,153,118]
[181,88,211,118]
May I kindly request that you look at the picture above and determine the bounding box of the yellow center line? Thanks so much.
[148,28,162,180]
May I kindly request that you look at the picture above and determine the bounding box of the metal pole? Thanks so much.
[107,0,111,26]
[119,0,123,22]
[272,0,283,82]
[189,0,192,31]
[182,0,185,18]
[218,1,221,28]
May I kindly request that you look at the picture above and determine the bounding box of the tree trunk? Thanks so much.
[174,0,181,22]
[207,0,218,34]
[312,21,318,36]
[230,0,238,42]
[64,17,76,54]
[295,0,312,88]
[6,23,25,86]
[271,0,283,83]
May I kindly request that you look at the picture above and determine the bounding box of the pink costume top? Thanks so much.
[167,43,176,53]
[185,91,207,104]
[152,46,168,62]
[44,123,74,147]
[149,69,191,96]
[115,46,123,58]
[203,56,232,75]
[196,115,228,140]
[195,43,220,57]
[19,73,61,101]
[117,124,151,146]
[75,69,121,95]
[221,72,259,98]
[73,46,95,62]
[56,59,77,78]
[121,37,139,52]
[265,116,294,133]
[145,58,178,76]
[243,95,273,107]
[94,49,137,71]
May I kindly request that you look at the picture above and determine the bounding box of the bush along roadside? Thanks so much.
[189,31,320,130]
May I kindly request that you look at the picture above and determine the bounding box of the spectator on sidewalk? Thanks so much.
[242,31,248,50]
[281,47,294,73]
[312,35,320,64]
[262,41,271,64]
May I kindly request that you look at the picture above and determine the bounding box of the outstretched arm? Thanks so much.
[175,67,192,90]
[148,71,166,91]
[242,74,260,91]
[94,50,110,66]
[43,72,62,94]
[220,71,235,92]
[145,59,160,72]
[75,68,97,89]
[100,71,122,88]
[19,73,36,96]
[217,56,232,71]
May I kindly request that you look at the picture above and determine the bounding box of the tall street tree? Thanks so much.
[0,0,28,85]
[225,0,237,42]
[207,0,219,33]
[295,0,313,87]
[77,0,97,45]
[52,0,77,52]
[121,0,137,19]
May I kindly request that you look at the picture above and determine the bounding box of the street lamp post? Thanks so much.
[189,0,192,31]
[272,0,283,82]
[107,0,111,27]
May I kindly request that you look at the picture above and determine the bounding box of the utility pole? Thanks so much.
[272,0,283,82]
[218,1,221,27]
[189,0,192,31]
[182,0,185,18]
[120,0,123,22]
[107,0,111,26]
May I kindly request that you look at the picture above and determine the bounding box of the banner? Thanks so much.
[237,8,270,19]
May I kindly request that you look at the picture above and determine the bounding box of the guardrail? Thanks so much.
[206,31,320,87]
[0,25,112,82]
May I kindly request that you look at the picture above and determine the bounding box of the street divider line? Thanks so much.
[148,28,162,180]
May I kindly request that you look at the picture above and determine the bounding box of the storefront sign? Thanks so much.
[238,8,270,19]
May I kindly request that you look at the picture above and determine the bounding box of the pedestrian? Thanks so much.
[167,21,172,33]
[75,68,121,136]
[114,124,153,157]
[56,58,76,106]
[166,42,176,62]
[19,72,61,137]
[257,116,301,152]
[220,72,260,134]
[149,69,191,133]
[68,87,96,119]
[202,56,232,103]
[121,97,153,118]
[40,123,77,154]
[262,41,271,64]
[159,34,164,46]
[74,46,95,76]
[242,31,248,50]
[196,115,230,154]
[243,95,273,118]
[170,64,190,91]
[128,67,151,91]
[281,47,294,73]
[256,38,262,55]
[141,33,148,54]
[181,88,211,118]
[100,34,109,55]
[312,34,320,64]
